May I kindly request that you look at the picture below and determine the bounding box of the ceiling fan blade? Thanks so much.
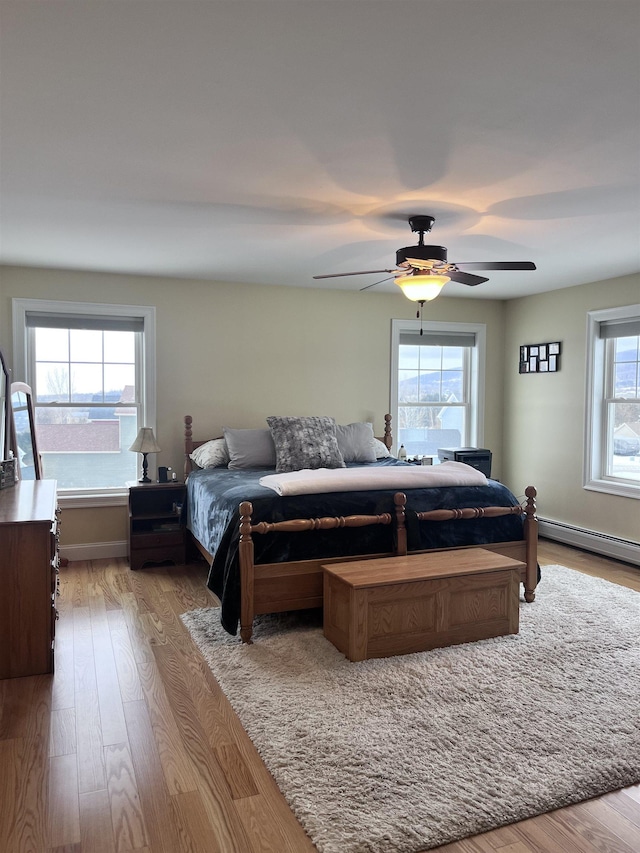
[454,261,537,271]
[359,276,396,292]
[313,269,397,279]
[448,270,490,286]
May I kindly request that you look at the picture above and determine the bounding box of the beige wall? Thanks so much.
[4,265,637,550]
[503,272,639,543]
[0,265,507,548]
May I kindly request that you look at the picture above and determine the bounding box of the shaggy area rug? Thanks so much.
[181,565,640,853]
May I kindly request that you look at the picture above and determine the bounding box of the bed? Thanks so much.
[184,414,538,643]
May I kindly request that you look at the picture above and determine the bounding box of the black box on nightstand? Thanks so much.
[437,447,492,478]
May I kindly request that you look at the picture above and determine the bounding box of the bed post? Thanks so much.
[184,415,194,480]
[394,492,407,556]
[523,486,538,603]
[384,413,393,451]
[239,501,255,644]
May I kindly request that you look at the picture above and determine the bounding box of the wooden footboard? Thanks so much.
[411,486,538,603]
[238,494,406,643]
[235,488,537,643]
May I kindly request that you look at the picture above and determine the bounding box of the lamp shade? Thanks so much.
[395,274,450,302]
[129,427,161,454]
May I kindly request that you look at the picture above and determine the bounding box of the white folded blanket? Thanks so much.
[259,461,487,496]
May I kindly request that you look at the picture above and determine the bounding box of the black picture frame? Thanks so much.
[520,341,561,373]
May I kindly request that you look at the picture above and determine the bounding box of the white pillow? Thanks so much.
[336,422,377,463]
[373,437,391,458]
[190,438,229,468]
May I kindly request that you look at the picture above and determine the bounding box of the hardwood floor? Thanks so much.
[0,539,638,852]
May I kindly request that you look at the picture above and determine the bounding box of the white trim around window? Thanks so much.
[12,298,156,505]
[390,318,486,453]
[584,304,640,499]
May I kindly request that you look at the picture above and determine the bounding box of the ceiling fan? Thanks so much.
[313,215,536,303]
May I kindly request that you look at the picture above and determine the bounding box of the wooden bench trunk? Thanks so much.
[323,548,525,662]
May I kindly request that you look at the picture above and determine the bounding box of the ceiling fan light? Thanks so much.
[395,274,450,302]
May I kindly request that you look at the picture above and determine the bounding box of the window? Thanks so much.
[390,319,485,457]
[585,305,640,498]
[13,299,156,501]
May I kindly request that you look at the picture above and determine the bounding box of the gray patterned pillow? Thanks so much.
[266,416,346,473]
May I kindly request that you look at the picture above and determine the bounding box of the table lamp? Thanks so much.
[129,427,161,483]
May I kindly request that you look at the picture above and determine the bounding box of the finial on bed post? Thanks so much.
[239,501,255,644]
[394,492,407,556]
[523,486,538,603]
[184,415,193,480]
[384,413,392,451]
[524,486,537,515]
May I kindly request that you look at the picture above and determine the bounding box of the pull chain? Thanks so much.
[417,300,425,335]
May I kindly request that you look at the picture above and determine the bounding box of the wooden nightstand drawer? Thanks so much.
[129,543,186,572]
[131,529,184,548]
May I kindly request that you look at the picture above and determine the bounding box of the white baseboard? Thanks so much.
[60,540,128,562]
[539,518,640,567]
[59,524,640,568]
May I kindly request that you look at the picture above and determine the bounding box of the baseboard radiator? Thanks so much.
[539,518,640,567]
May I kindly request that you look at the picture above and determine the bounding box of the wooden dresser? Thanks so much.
[0,479,59,679]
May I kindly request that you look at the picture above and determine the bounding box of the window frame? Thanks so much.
[390,318,486,454]
[12,298,156,507]
[584,304,640,499]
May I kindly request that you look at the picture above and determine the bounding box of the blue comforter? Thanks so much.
[186,459,525,634]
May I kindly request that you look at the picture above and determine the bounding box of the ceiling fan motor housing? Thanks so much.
[396,244,448,266]
[408,215,435,234]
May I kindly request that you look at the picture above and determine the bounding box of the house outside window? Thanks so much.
[12,299,156,502]
[585,305,640,498]
[390,319,485,458]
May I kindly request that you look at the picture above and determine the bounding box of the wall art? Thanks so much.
[519,341,561,373]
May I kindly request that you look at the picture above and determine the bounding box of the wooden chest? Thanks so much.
[323,548,524,662]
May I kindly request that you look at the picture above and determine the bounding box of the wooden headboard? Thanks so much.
[184,413,393,479]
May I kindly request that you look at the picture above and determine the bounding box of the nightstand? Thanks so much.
[128,482,186,571]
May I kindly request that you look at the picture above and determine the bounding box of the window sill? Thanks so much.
[584,478,640,500]
[57,490,129,509]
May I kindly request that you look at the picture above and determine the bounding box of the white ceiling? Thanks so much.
[1,1,639,300]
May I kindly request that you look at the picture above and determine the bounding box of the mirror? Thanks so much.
[0,348,10,462]
[11,381,42,480]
